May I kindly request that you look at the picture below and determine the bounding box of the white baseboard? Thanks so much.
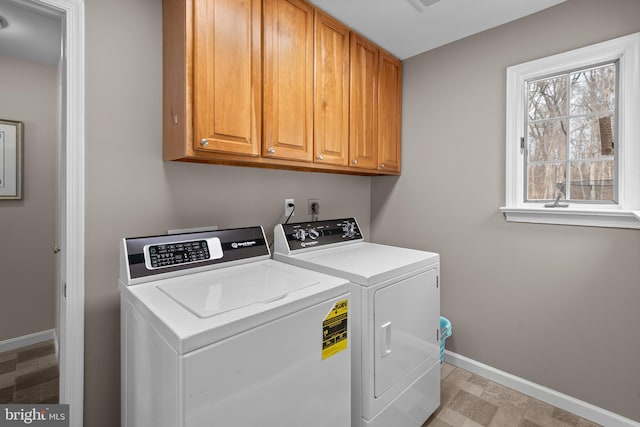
[444,350,640,427]
[0,329,57,354]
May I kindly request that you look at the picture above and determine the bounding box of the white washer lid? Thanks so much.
[157,263,319,318]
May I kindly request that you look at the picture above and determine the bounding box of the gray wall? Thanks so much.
[371,0,640,421]
[0,54,57,342]
[84,0,370,424]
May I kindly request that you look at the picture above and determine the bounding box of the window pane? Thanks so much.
[528,163,565,200]
[569,160,615,201]
[528,76,567,121]
[570,64,616,115]
[528,119,567,162]
[569,116,615,160]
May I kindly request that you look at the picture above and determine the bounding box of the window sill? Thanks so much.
[500,207,640,229]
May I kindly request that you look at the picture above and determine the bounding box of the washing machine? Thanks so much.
[274,218,440,427]
[119,225,351,427]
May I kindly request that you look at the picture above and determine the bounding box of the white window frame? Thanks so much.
[501,33,640,229]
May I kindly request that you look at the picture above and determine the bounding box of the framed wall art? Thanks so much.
[0,119,24,200]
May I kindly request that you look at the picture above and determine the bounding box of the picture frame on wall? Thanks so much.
[0,119,24,200]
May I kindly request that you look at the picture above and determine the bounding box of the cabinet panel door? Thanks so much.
[314,11,349,167]
[349,33,378,170]
[263,0,314,162]
[193,0,261,156]
[378,51,402,173]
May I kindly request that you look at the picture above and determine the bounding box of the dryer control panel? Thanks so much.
[277,218,363,251]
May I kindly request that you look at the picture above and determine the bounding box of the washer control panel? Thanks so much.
[280,218,363,250]
[123,226,270,281]
[144,238,223,269]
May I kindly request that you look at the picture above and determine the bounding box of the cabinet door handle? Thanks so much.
[267,147,276,154]
[381,321,392,358]
[352,159,358,165]
[317,155,324,160]
[200,138,208,147]
[380,163,385,168]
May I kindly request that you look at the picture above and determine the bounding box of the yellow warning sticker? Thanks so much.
[322,299,348,360]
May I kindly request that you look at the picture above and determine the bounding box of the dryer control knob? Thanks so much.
[308,229,319,240]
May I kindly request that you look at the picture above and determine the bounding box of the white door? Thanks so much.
[373,268,439,397]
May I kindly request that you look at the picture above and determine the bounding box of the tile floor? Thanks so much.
[0,340,59,404]
[0,343,607,426]
[423,363,601,427]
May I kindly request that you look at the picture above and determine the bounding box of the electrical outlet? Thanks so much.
[308,199,320,215]
[285,198,295,217]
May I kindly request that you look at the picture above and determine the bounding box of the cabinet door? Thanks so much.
[349,33,378,170]
[378,51,402,173]
[193,0,261,156]
[263,0,314,162]
[314,11,349,167]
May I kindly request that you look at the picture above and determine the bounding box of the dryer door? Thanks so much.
[373,268,439,397]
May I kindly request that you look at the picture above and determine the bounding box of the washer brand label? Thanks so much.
[322,299,348,360]
[231,240,256,249]
[300,241,318,248]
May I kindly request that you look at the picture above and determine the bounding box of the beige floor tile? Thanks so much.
[489,404,526,427]
[441,362,456,380]
[436,407,468,426]
[462,418,486,427]
[15,363,39,378]
[444,368,485,397]
[423,416,454,427]
[525,397,555,418]
[429,365,602,427]
[0,371,16,389]
[0,351,18,364]
[577,418,601,427]
[37,354,58,369]
[481,382,529,411]
[449,390,498,426]
[520,419,544,427]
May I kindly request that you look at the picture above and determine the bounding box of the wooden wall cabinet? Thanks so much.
[314,11,350,167]
[349,34,402,173]
[377,51,402,173]
[163,0,401,176]
[349,33,379,171]
[263,0,314,162]
[164,0,262,159]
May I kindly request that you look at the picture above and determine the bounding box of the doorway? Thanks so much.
[0,0,84,424]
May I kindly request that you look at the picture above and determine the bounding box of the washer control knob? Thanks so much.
[308,228,319,240]
[342,221,356,238]
[294,229,307,242]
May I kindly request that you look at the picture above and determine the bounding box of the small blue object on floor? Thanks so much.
[440,316,452,364]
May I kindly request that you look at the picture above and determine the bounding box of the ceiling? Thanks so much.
[0,0,566,65]
[307,0,567,59]
[0,0,62,65]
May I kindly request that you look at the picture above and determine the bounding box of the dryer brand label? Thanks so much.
[322,299,348,360]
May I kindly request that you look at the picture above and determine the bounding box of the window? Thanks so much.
[502,33,640,229]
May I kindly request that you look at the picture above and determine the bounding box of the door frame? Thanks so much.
[34,0,85,425]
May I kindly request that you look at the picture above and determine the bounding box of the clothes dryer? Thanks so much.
[274,218,440,427]
[119,226,351,427]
